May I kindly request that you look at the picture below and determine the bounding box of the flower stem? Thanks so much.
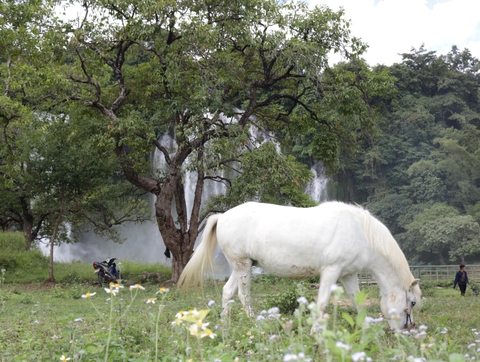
[104,295,114,362]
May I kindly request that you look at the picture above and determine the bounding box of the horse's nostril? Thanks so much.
[411,301,416,307]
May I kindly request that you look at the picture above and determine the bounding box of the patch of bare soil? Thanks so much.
[8,283,57,291]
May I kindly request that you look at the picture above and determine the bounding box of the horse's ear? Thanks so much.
[410,279,420,288]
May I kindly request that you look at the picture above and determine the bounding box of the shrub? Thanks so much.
[264,283,300,314]
[0,232,47,272]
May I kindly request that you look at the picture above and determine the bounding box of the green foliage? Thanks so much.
[264,283,300,315]
[334,45,480,264]
[0,232,47,271]
[0,0,150,267]
[2,275,480,361]
[0,233,171,284]
[2,0,398,280]
[208,142,316,212]
[252,273,292,286]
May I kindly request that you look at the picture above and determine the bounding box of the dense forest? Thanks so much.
[330,45,480,265]
[1,0,479,278]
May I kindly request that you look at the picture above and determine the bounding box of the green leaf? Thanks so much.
[342,312,355,328]
[355,308,367,327]
[354,290,368,307]
[449,353,466,362]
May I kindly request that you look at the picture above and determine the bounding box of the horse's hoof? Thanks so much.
[404,322,416,331]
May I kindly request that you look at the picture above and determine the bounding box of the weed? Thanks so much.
[264,283,300,315]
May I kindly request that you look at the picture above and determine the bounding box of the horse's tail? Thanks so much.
[177,214,221,290]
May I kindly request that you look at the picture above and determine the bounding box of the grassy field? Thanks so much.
[1,232,480,361]
[1,271,480,362]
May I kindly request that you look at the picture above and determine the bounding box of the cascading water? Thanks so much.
[41,134,329,268]
[305,161,329,203]
[41,132,230,265]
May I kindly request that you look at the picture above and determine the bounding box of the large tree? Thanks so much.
[0,0,149,258]
[0,0,60,248]
[55,0,394,281]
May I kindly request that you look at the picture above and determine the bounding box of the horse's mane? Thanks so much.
[336,203,417,293]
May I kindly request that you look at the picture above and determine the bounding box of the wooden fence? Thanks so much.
[359,265,480,284]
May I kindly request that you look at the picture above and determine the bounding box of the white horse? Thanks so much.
[178,201,421,330]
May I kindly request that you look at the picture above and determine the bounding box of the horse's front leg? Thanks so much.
[317,266,342,313]
[311,265,342,333]
[339,273,361,313]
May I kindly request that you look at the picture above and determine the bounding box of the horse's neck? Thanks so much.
[370,258,405,297]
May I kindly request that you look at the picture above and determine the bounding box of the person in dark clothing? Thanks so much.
[454,264,470,296]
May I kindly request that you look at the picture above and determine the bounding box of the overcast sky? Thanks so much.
[309,0,480,66]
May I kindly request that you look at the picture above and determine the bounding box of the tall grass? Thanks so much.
[0,232,47,283]
[1,276,479,361]
[0,231,171,284]
[2,232,480,361]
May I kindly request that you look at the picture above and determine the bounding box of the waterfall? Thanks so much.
[40,133,230,265]
[40,135,329,267]
[306,161,329,203]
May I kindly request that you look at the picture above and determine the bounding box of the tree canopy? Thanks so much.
[0,0,150,270]
[334,45,480,264]
[46,0,393,280]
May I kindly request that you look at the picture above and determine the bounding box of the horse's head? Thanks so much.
[383,279,421,331]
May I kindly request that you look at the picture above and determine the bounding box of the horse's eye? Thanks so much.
[411,301,416,307]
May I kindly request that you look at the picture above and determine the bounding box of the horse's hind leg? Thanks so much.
[221,259,253,317]
[339,273,361,312]
[222,271,238,316]
[236,259,253,317]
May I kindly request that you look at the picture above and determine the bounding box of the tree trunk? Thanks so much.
[157,216,196,283]
[23,220,35,251]
[438,248,446,265]
[47,232,55,283]
[171,248,194,283]
[46,207,63,283]
[155,195,197,283]
[114,133,204,283]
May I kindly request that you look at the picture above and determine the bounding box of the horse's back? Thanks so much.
[216,202,370,278]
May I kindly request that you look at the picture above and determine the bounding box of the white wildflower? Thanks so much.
[267,307,280,314]
[130,284,145,290]
[352,351,367,361]
[297,296,308,305]
[336,341,351,351]
[283,354,298,361]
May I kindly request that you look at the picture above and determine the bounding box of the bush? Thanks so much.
[0,232,47,271]
[0,231,24,251]
[264,283,300,314]
[470,280,480,296]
